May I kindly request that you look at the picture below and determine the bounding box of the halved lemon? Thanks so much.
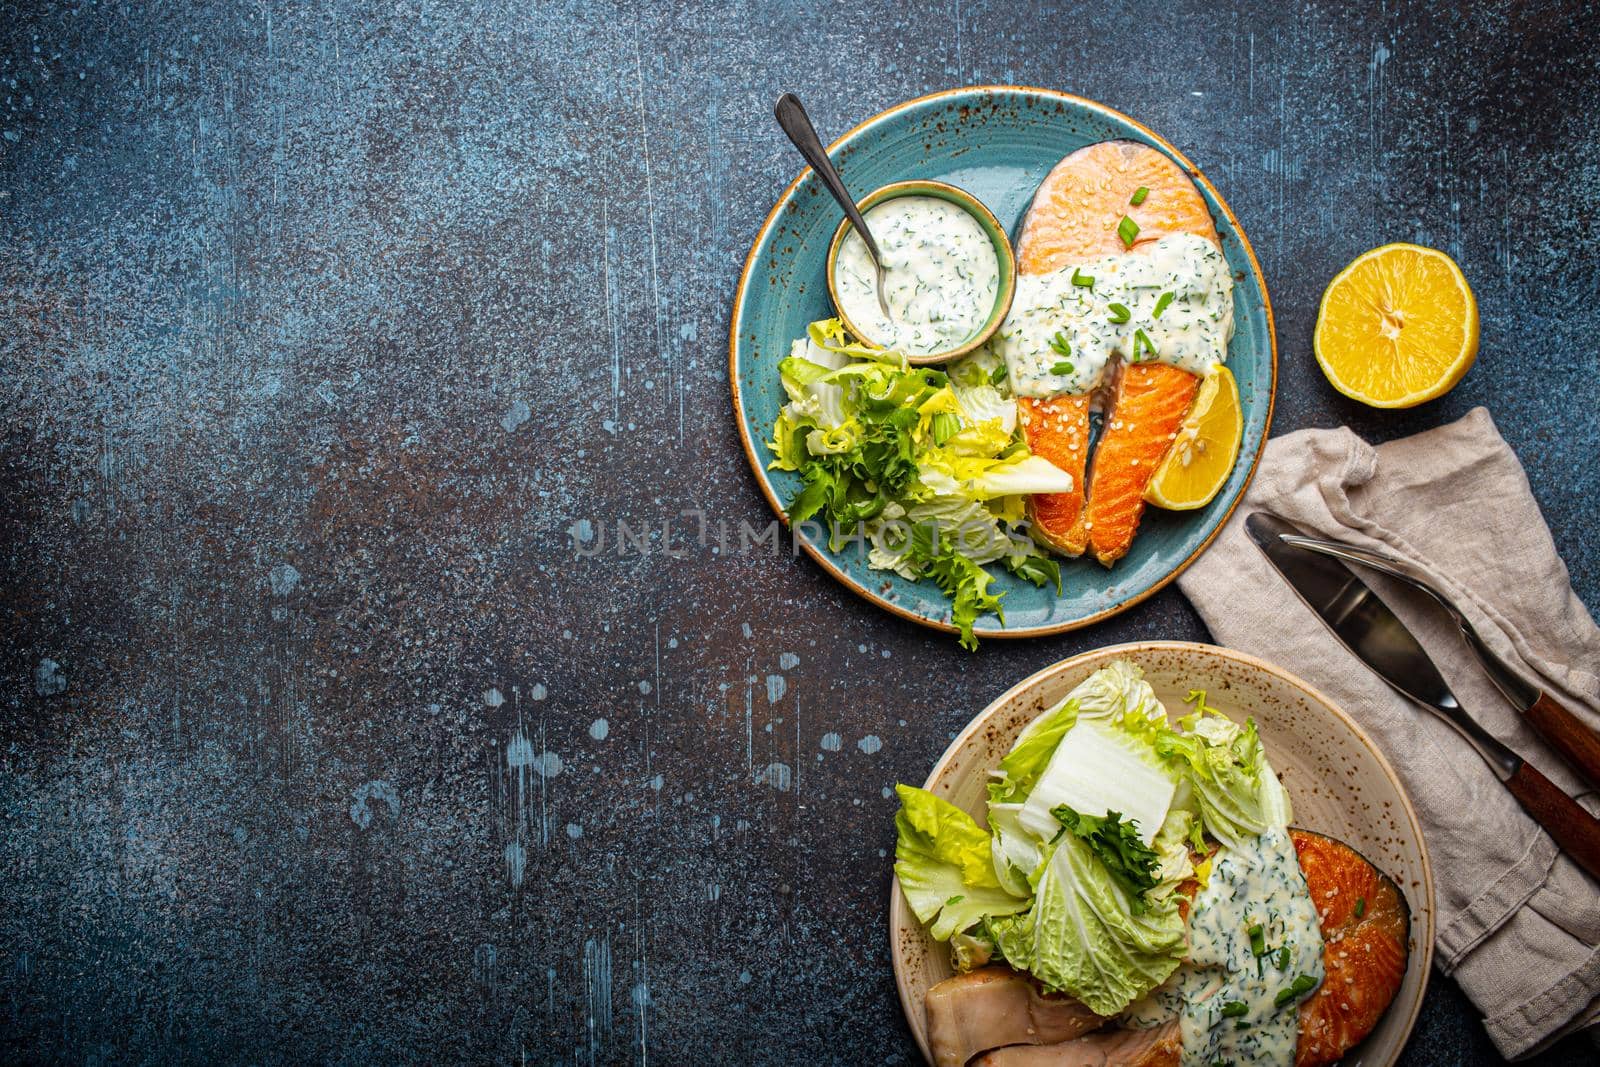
[1144,364,1241,511]
[1313,243,1478,408]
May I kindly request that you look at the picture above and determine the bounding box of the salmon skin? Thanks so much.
[1014,140,1220,564]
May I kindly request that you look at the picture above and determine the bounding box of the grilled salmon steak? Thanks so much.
[1015,140,1221,564]
[924,830,1408,1066]
[1289,829,1411,1067]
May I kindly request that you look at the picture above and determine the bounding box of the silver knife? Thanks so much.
[1270,529,1600,792]
[1245,510,1600,881]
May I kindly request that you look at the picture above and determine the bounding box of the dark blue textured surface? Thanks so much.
[2,1,1596,1063]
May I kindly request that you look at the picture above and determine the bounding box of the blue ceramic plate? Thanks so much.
[730,87,1276,639]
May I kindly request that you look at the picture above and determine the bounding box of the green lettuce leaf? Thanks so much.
[988,830,1188,1016]
[904,522,1005,651]
[987,697,1080,806]
[1155,691,1292,849]
[893,785,1030,941]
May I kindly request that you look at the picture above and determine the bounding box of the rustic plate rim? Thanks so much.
[728,85,1280,638]
[885,640,1435,1066]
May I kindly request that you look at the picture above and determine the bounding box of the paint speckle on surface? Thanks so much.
[589,718,610,741]
[757,762,793,792]
[565,822,583,840]
[483,688,506,708]
[32,658,66,697]
[500,398,531,432]
[267,563,300,596]
[779,652,800,669]
[349,781,400,829]
[820,732,842,752]
[530,683,548,701]
[504,840,527,887]
[857,735,883,755]
[765,673,786,703]
[506,731,536,768]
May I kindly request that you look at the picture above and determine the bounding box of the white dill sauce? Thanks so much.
[1122,828,1325,1066]
[833,196,1000,356]
[994,233,1233,398]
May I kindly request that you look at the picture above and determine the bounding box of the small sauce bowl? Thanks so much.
[825,179,1017,366]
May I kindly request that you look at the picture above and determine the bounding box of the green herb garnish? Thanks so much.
[1275,945,1291,969]
[1219,1000,1249,1018]
[1153,291,1176,318]
[1051,361,1076,376]
[1048,331,1073,356]
[1071,268,1094,288]
[1133,328,1156,361]
[1052,806,1160,909]
[1355,897,1367,918]
[989,363,1007,385]
[1107,302,1131,324]
[1130,186,1149,206]
[946,894,965,906]
[1248,923,1266,956]
[1274,974,1318,1008]
[1117,215,1140,248]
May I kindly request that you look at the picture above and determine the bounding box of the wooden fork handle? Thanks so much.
[1524,691,1600,792]
[1506,759,1600,882]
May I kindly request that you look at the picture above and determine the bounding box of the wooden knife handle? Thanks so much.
[1524,690,1600,791]
[1506,760,1600,882]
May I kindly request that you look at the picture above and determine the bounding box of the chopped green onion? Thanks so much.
[1071,268,1095,288]
[1051,361,1075,376]
[945,893,965,906]
[1248,923,1266,956]
[1275,974,1319,1008]
[1275,946,1291,969]
[1107,303,1131,324]
[1153,291,1176,318]
[1219,1001,1249,1018]
[989,364,1007,385]
[1234,1021,1251,1031]
[931,412,961,447]
[1133,328,1156,361]
[1355,897,1366,918]
[1117,215,1140,248]
[1048,331,1073,356]
[1130,186,1150,206]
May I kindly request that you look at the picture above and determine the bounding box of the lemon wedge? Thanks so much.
[1143,364,1241,511]
[1313,243,1478,408]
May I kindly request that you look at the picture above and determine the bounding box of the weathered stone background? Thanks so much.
[2,0,1596,1063]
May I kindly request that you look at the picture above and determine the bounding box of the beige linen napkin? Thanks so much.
[1179,407,1600,1059]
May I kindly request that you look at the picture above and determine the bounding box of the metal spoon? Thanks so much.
[773,92,891,318]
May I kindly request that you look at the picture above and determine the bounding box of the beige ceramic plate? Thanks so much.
[889,641,1433,1066]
